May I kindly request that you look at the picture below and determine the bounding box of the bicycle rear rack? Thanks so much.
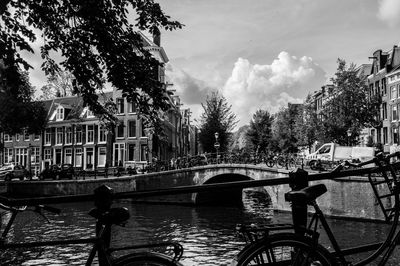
[236,223,293,243]
[368,162,400,222]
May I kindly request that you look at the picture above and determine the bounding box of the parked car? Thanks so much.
[40,164,75,180]
[0,164,30,181]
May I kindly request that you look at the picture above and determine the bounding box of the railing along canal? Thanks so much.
[0,164,390,206]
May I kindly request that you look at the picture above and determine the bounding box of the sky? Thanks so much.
[157,0,400,128]
[27,0,400,129]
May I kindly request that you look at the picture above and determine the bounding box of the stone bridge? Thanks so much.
[7,164,387,221]
[7,164,289,206]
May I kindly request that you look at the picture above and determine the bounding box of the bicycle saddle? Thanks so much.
[89,207,130,226]
[284,184,327,204]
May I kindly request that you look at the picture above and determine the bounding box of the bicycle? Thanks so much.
[0,185,184,266]
[233,151,400,265]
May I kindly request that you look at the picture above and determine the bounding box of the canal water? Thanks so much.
[1,188,400,265]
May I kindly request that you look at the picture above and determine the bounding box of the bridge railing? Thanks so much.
[0,163,390,206]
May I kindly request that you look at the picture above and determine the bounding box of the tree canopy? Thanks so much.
[247,109,274,153]
[0,0,183,132]
[320,59,381,145]
[198,91,238,153]
[0,62,47,134]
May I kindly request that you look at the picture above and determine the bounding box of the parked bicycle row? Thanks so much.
[0,151,327,182]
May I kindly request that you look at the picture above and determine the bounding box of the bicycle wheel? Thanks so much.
[113,252,183,266]
[276,158,286,168]
[234,233,336,266]
[266,159,275,168]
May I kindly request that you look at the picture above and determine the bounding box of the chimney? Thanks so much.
[153,27,161,46]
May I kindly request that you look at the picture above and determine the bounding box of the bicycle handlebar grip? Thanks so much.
[40,205,61,214]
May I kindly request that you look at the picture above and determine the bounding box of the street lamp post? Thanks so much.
[347,129,352,146]
[214,132,220,164]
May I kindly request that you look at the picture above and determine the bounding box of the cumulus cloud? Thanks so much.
[222,51,326,128]
[377,0,400,27]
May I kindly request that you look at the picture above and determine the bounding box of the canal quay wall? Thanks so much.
[6,165,387,221]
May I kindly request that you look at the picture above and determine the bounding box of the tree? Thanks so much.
[320,59,381,145]
[294,94,322,151]
[40,71,75,100]
[198,91,238,153]
[0,62,47,134]
[247,109,274,153]
[272,104,301,153]
[0,0,183,132]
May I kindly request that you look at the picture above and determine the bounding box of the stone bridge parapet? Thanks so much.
[6,164,387,221]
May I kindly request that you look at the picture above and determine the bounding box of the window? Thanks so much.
[127,100,136,113]
[382,78,387,95]
[75,127,82,144]
[56,107,64,120]
[16,133,20,141]
[383,127,388,144]
[4,134,11,142]
[141,120,146,137]
[117,122,124,138]
[34,134,40,141]
[86,125,94,143]
[55,149,62,164]
[99,127,106,143]
[65,127,72,144]
[44,149,52,160]
[391,86,397,100]
[24,130,30,141]
[113,143,125,166]
[317,145,331,154]
[394,128,399,144]
[85,147,94,169]
[392,105,398,121]
[56,128,63,145]
[75,148,82,167]
[65,148,72,164]
[98,147,106,167]
[87,109,95,118]
[128,143,135,161]
[45,129,51,145]
[117,98,124,114]
[5,148,13,163]
[382,102,387,120]
[15,148,28,167]
[128,120,136,138]
[31,147,40,163]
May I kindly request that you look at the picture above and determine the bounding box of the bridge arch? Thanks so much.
[193,173,270,205]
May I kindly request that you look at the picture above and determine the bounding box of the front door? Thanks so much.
[113,143,125,166]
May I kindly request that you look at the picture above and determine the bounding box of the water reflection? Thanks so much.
[1,188,400,265]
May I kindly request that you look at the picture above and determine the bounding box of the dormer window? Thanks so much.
[87,109,95,118]
[56,107,64,120]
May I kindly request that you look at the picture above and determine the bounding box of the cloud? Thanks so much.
[165,63,215,123]
[222,51,326,128]
[377,0,400,27]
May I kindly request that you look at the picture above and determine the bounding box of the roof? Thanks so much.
[44,92,113,122]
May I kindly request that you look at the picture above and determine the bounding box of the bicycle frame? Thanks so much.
[0,189,184,266]
[305,182,400,266]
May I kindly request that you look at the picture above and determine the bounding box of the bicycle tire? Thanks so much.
[266,159,275,168]
[234,233,336,266]
[113,252,183,266]
[276,158,285,169]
